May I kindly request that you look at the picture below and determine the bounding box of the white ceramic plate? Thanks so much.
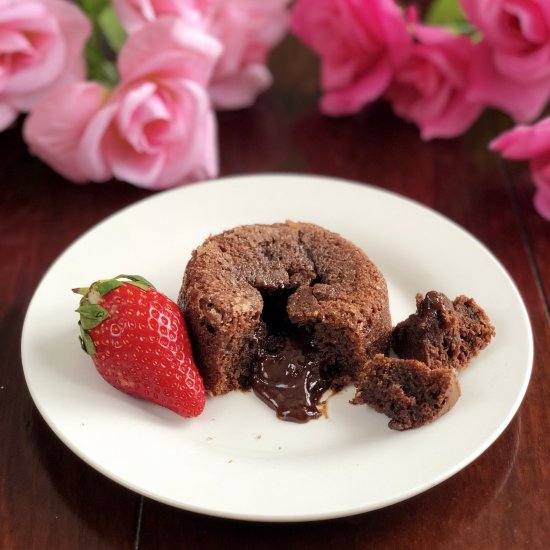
[21,174,533,522]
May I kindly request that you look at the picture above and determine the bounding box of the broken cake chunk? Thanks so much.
[392,291,495,369]
[352,354,461,430]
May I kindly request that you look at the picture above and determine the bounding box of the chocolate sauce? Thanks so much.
[252,334,330,423]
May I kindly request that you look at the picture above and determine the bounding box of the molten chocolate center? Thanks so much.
[251,288,331,423]
[252,335,330,423]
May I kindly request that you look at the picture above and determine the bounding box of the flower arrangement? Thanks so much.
[3,0,288,189]
[1,0,549,220]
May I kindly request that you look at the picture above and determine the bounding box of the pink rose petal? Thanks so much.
[117,16,222,86]
[385,24,482,140]
[0,101,17,131]
[461,0,550,122]
[533,185,550,220]
[292,0,411,115]
[491,118,550,221]
[490,120,550,158]
[321,58,392,115]
[25,17,221,189]
[0,0,90,121]
[467,42,550,122]
[77,103,120,182]
[112,0,213,33]
[209,64,272,109]
[208,0,289,109]
[23,82,111,182]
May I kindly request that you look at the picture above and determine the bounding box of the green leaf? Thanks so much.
[84,38,119,88]
[446,21,478,36]
[115,275,155,291]
[425,0,467,26]
[72,287,89,295]
[75,0,121,87]
[73,0,111,19]
[424,0,477,36]
[79,322,97,356]
[76,304,109,330]
[98,5,127,52]
[96,279,124,296]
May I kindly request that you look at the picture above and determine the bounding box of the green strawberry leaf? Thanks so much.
[76,304,109,330]
[72,287,89,295]
[96,279,124,295]
[79,322,97,355]
[89,275,155,297]
[115,274,155,291]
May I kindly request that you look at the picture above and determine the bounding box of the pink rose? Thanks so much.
[24,18,222,189]
[385,24,483,140]
[112,0,213,32]
[113,0,289,109]
[291,0,411,115]
[491,120,550,220]
[461,0,550,122]
[0,0,91,131]
[207,0,289,109]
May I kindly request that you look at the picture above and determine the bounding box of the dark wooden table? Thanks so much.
[1,35,549,550]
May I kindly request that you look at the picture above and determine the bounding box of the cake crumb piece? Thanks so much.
[206,436,213,441]
[318,400,329,419]
[256,435,262,440]
[392,291,494,369]
[352,354,461,430]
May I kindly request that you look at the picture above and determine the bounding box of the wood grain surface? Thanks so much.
[1,34,549,550]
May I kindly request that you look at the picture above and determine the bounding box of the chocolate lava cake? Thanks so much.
[392,291,495,370]
[179,222,392,408]
[351,354,461,430]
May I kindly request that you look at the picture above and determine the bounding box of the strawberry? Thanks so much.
[74,274,205,417]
